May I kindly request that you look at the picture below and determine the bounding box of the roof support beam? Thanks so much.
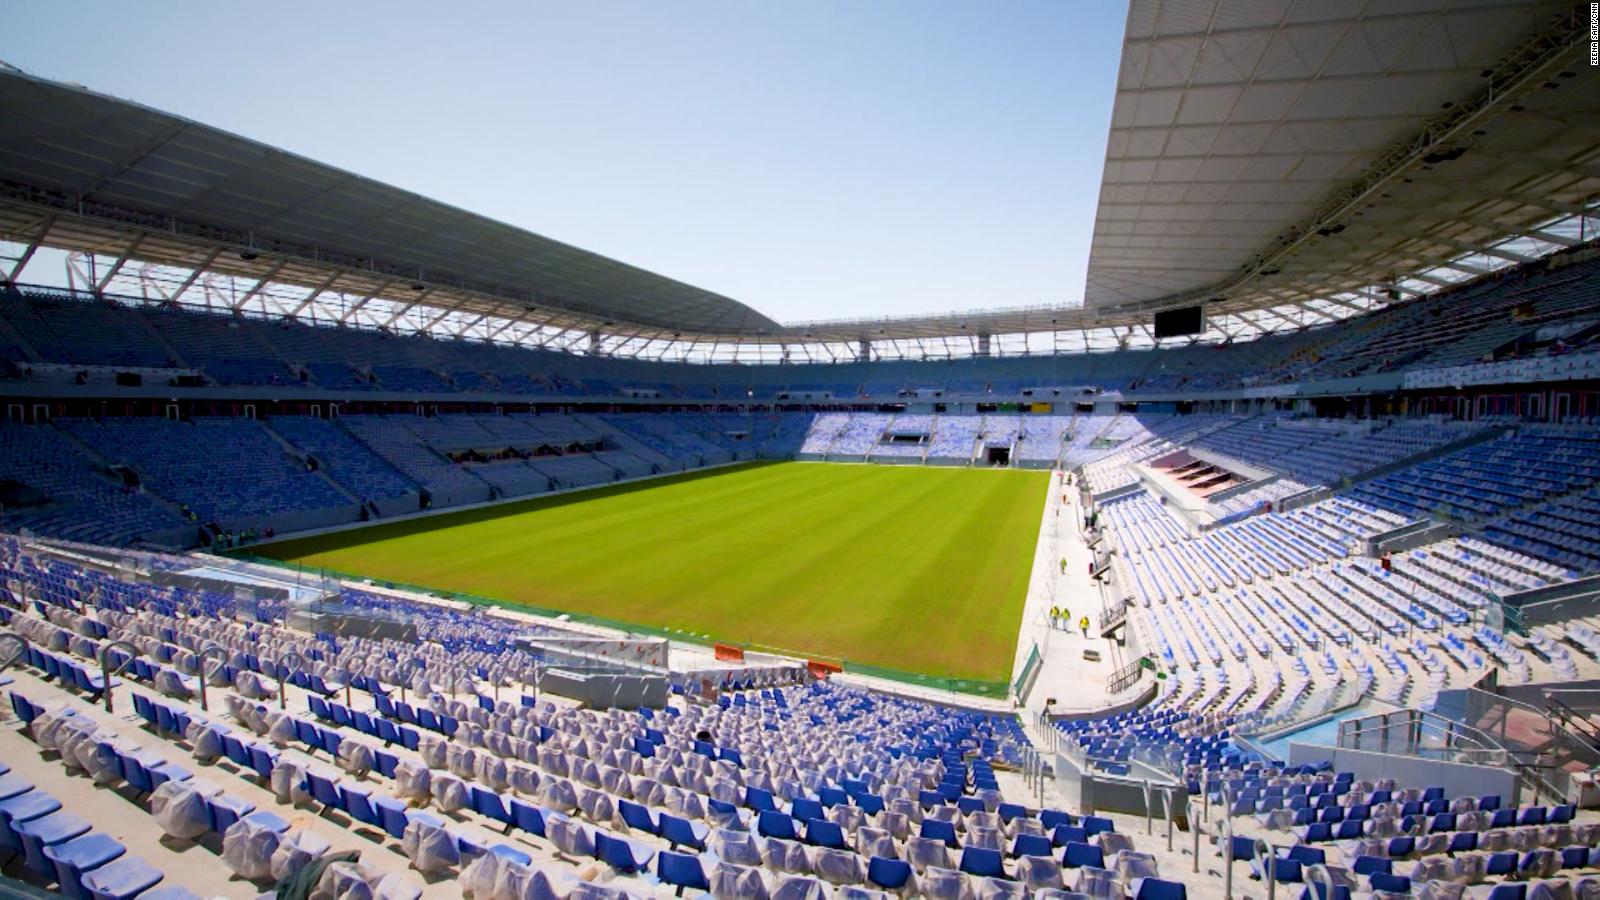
[231,259,288,310]
[1432,236,1533,264]
[95,232,145,294]
[168,247,225,305]
[1406,271,1458,288]
[1500,192,1595,218]
[3,214,54,283]
[1523,228,1582,248]
[380,288,436,329]
[130,263,171,302]
[536,327,576,349]
[419,296,469,332]
[289,269,346,317]
[339,280,394,324]
[484,317,522,343]
[452,313,487,338]
[1435,258,1496,277]
[1288,304,1337,325]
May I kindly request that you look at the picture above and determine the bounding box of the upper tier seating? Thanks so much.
[5,249,1597,399]
[0,288,174,369]
[1349,427,1600,521]
[139,306,298,386]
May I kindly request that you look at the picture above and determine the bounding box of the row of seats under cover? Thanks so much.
[0,759,197,900]
[6,582,1062,890]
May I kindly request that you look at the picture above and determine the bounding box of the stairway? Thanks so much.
[0,302,41,362]
[123,303,190,368]
[256,417,364,506]
[53,421,194,526]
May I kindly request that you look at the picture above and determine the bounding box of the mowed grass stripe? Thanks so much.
[261,462,1048,681]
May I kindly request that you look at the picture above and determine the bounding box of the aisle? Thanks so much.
[1010,473,1124,722]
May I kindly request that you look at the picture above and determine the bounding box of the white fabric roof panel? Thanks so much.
[1085,0,1589,313]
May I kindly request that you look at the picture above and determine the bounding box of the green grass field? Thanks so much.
[260,462,1048,683]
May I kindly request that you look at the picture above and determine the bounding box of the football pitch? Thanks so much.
[259,462,1049,684]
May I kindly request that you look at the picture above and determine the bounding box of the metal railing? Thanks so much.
[1105,654,1153,695]
[1097,598,1128,636]
[0,633,27,676]
[1545,693,1600,752]
[1337,707,1506,763]
[1336,704,1569,804]
[1452,687,1600,802]
[97,640,139,714]
[195,644,229,713]
[1239,676,1364,741]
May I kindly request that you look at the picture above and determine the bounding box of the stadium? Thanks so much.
[0,0,1599,897]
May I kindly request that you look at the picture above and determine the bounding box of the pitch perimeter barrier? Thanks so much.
[226,553,1015,697]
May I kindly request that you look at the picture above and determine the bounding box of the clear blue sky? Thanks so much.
[3,1,1125,324]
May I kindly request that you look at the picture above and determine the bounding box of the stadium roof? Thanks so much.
[1084,0,1599,318]
[0,0,1597,363]
[0,67,781,337]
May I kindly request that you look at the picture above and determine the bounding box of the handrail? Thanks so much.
[1097,598,1128,634]
[0,633,28,673]
[196,644,229,712]
[1336,709,1511,766]
[1219,782,1237,899]
[1253,838,1277,900]
[1515,760,1568,806]
[397,658,423,705]
[1106,654,1151,695]
[1306,865,1343,900]
[1464,686,1600,787]
[276,651,305,711]
[1545,694,1600,750]
[98,639,139,714]
[1337,704,1572,804]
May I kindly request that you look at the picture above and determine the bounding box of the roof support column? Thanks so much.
[856,339,872,363]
